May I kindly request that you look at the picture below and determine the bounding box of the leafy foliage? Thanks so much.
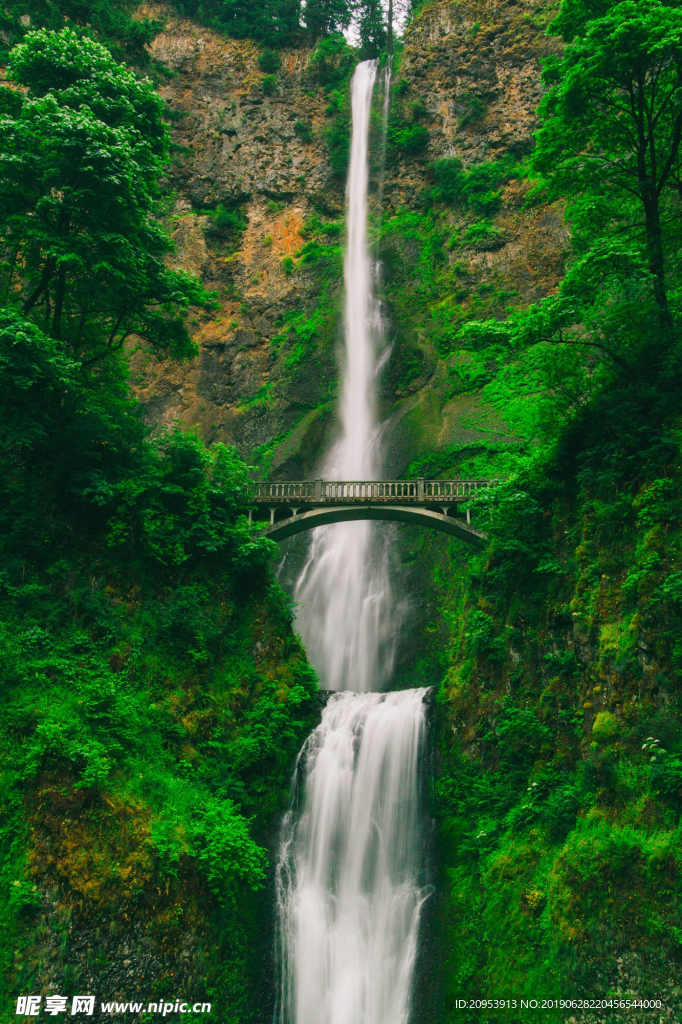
[170,0,303,45]
[0,0,161,63]
[0,29,212,369]
[0,26,321,1019]
[258,47,280,73]
[308,31,357,89]
[390,0,682,1013]
[430,155,518,215]
[534,0,682,326]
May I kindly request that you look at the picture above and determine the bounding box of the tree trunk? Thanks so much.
[641,191,672,330]
[52,262,66,339]
[1,243,19,305]
[22,258,55,315]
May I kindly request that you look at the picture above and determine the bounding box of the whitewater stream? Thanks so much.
[275,62,429,1024]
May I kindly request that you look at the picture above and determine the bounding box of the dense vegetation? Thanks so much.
[1,0,410,55]
[169,0,400,54]
[0,0,162,62]
[382,0,682,1017]
[0,29,319,1021]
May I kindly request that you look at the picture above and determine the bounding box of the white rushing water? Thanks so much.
[275,61,429,1024]
[276,690,429,1024]
[293,60,397,694]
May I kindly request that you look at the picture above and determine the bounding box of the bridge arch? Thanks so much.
[262,504,486,546]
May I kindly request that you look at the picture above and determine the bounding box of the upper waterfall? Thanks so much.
[339,60,378,480]
[293,61,398,693]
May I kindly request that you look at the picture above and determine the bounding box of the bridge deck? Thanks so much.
[252,478,498,505]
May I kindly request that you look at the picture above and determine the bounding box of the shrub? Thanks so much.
[463,220,506,251]
[258,48,280,74]
[459,94,486,127]
[327,110,351,176]
[650,756,682,808]
[431,156,515,214]
[262,74,277,96]
[308,33,357,90]
[208,203,246,235]
[295,119,313,143]
[465,610,506,662]
[393,123,429,155]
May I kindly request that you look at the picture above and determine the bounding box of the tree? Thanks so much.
[0,0,160,63]
[173,0,303,45]
[357,0,386,58]
[533,0,682,329]
[0,29,211,368]
[303,0,353,40]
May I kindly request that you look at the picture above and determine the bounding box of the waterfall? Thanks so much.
[275,690,428,1024]
[293,60,397,694]
[275,62,429,1024]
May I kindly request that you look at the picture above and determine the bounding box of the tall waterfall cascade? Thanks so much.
[293,60,397,695]
[276,62,430,1024]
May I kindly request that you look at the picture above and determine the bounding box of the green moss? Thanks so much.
[592,711,621,740]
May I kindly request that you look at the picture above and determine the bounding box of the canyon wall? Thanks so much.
[134,0,566,478]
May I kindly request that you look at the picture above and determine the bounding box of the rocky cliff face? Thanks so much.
[134,0,567,479]
[132,7,342,466]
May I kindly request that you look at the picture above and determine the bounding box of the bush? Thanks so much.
[258,48,280,73]
[465,610,506,662]
[463,220,506,251]
[459,94,486,127]
[650,756,682,808]
[327,109,351,176]
[308,33,356,90]
[262,74,277,95]
[431,156,516,214]
[295,119,313,143]
[393,123,429,155]
[207,203,246,235]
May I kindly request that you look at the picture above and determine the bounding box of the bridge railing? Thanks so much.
[252,479,500,504]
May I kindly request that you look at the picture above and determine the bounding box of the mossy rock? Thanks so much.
[592,711,620,741]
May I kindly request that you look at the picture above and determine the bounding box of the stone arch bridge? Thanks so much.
[249,478,499,546]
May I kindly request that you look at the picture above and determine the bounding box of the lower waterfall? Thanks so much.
[275,690,429,1024]
[275,59,429,1024]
